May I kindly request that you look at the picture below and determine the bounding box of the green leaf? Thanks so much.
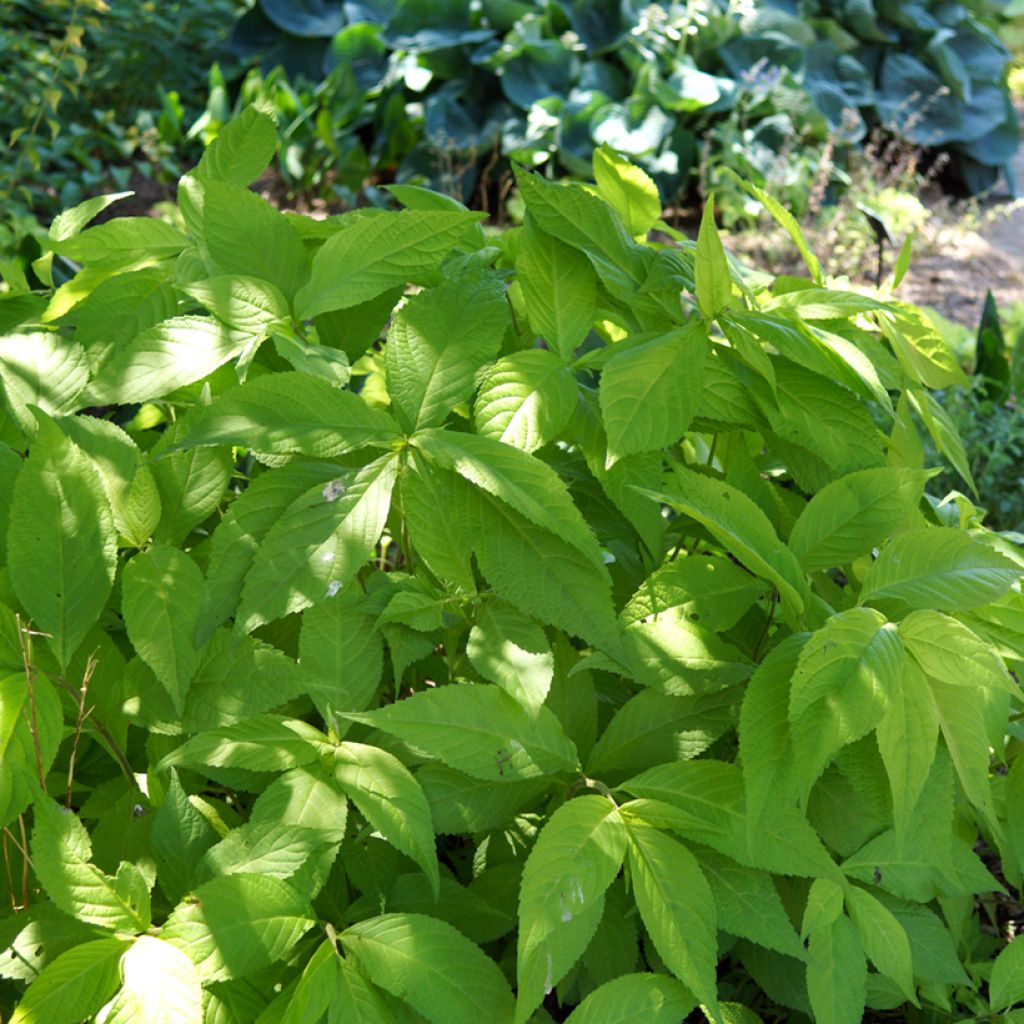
[296,211,485,319]
[624,819,719,1018]
[197,822,331,883]
[517,796,627,1023]
[802,878,845,940]
[282,940,338,1024]
[990,934,1024,1012]
[600,324,708,461]
[236,452,398,632]
[84,316,252,405]
[31,797,150,932]
[341,913,514,1024]
[788,468,927,572]
[592,146,662,238]
[176,372,400,458]
[844,887,916,1003]
[517,218,598,360]
[8,937,129,1024]
[49,217,187,268]
[196,106,278,188]
[764,289,886,321]
[48,190,133,242]
[467,602,553,717]
[0,333,87,429]
[102,936,204,1024]
[646,467,810,621]
[386,269,508,433]
[333,741,439,895]
[880,303,968,389]
[181,275,289,337]
[160,716,325,773]
[343,682,578,781]
[151,771,218,905]
[333,958,399,1022]
[249,764,349,843]
[695,196,733,320]
[162,873,315,982]
[563,972,697,1023]
[906,388,975,495]
[7,416,116,667]
[806,916,867,1024]
[418,764,550,835]
[860,528,1020,612]
[121,545,204,713]
[788,608,904,799]
[474,349,576,453]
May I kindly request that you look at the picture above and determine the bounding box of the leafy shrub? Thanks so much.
[2,108,1024,1023]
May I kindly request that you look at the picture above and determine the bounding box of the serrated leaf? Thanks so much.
[0,333,87,428]
[844,887,916,1003]
[151,771,219,905]
[49,217,187,268]
[593,146,662,238]
[788,468,927,572]
[860,528,1020,612]
[880,303,967,389]
[517,796,627,1023]
[417,764,550,835]
[563,972,697,1023]
[296,211,485,318]
[386,270,508,433]
[197,822,331,883]
[103,936,203,1024]
[474,348,576,453]
[121,545,203,713]
[333,741,439,895]
[196,106,278,187]
[990,935,1024,1012]
[181,275,288,336]
[282,940,338,1024]
[343,682,578,781]
[806,916,867,1024]
[695,196,733,320]
[162,873,315,982]
[907,387,975,494]
[600,324,707,461]
[342,913,513,1024]
[802,878,845,940]
[160,716,325,773]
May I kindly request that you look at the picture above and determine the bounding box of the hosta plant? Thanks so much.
[2,108,1024,1024]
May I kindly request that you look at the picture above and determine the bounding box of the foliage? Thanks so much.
[2,107,1024,1024]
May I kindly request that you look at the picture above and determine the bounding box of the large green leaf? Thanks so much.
[806,916,867,1024]
[49,217,187,269]
[990,933,1024,1012]
[563,972,697,1023]
[695,197,733,320]
[844,887,915,1004]
[343,682,578,781]
[517,795,627,1023]
[341,913,514,1024]
[593,145,662,238]
[7,416,116,667]
[159,716,325,773]
[386,269,508,433]
[195,106,277,188]
[0,333,87,430]
[281,941,338,1024]
[162,873,315,982]
[151,772,218,905]
[103,936,204,1024]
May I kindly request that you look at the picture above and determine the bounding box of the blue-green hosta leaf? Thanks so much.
[474,349,576,453]
[860,528,1020,612]
[175,372,400,458]
[195,106,277,188]
[342,913,513,1024]
[600,324,708,462]
[84,316,252,405]
[7,415,116,668]
[516,796,627,1024]
[103,936,203,1024]
[8,937,129,1024]
[844,887,916,1004]
[593,145,662,238]
[31,798,150,932]
[162,873,315,982]
[343,682,578,781]
[788,468,927,572]
[806,916,867,1024]
[990,933,1024,1012]
[0,333,87,430]
[386,269,508,433]
[236,452,398,632]
[49,217,187,269]
[563,972,697,1023]
[467,601,553,717]
[695,196,733,320]
[296,211,485,318]
[121,545,204,714]
[333,741,439,895]
[181,275,288,337]
[788,608,904,800]
[517,218,597,360]
[624,819,719,1019]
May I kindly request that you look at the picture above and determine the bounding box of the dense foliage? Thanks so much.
[218,0,1022,207]
[2,109,1024,1023]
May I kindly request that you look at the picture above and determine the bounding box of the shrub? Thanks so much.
[1,108,1023,1023]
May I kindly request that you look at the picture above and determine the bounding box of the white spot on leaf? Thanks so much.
[326,581,342,598]
[323,479,347,502]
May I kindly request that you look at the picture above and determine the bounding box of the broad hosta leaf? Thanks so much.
[517,218,597,360]
[176,373,400,458]
[990,934,1024,1012]
[860,528,1020,612]
[121,545,204,713]
[806,916,867,1024]
[600,325,707,461]
[195,106,277,188]
[333,741,439,895]
[296,211,485,318]
[103,936,203,1024]
[563,972,697,1024]
[31,797,150,933]
[162,873,315,982]
[788,468,926,571]
[695,196,733,320]
[7,416,117,667]
[8,937,129,1024]
[474,349,576,452]
[386,269,508,433]
[517,796,627,1023]
[624,819,719,1018]
[343,682,578,781]
[236,452,398,631]
[342,913,514,1024]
